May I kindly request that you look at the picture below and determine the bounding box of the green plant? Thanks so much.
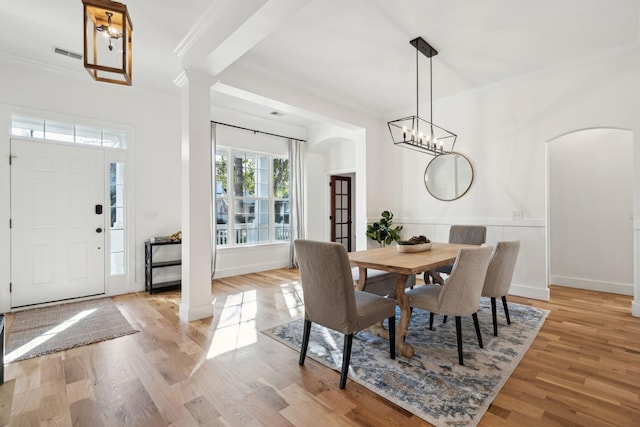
[366,210,403,247]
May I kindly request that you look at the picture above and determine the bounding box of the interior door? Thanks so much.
[10,139,106,307]
[330,175,352,251]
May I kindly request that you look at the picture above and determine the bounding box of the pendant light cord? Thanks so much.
[430,56,433,124]
[416,45,419,119]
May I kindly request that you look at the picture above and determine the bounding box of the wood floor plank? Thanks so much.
[1,271,639,426]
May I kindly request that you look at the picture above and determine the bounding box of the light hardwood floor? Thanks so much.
[1,269,639,426]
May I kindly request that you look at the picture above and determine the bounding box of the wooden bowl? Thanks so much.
[396,242,432,253]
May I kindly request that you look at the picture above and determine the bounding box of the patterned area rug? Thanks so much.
[6,298,138,363]
[263,298,549,427]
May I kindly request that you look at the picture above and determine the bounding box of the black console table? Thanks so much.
[145,239,182,294]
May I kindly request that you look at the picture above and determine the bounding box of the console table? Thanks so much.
[144,239,181,294]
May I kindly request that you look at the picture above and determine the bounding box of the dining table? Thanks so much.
[348,242,473,358]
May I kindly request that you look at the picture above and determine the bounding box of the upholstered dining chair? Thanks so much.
[424,225,487,285]
[407,246,492,365]
[294,239,397,389]
[482,241,520,336]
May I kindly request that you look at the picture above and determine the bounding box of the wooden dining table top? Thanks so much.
[348,242,475,274]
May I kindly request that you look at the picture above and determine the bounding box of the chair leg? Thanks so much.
[502,296,511,325]
[472,312,483,348]
[443,315,448,324]
[340,334,354,389]
[299,319,312,365]
[429,312,434,330]
[433,272,445,286]
[491,297,498,336]
[455,316,463,365]
[388,315,396,359]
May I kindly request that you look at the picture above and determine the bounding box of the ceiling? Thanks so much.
[1,0,639,126]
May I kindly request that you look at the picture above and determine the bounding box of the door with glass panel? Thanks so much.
[10,139,106,307]
[330,175,352,251]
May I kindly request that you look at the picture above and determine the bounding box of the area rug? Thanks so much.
[6,298,138,363]
[263,298,549,427]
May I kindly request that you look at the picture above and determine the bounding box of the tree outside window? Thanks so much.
[215,147,289,246]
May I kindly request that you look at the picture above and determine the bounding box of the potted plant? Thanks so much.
[366,210,403,247]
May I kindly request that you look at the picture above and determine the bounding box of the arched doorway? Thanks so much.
[547,128,634,295]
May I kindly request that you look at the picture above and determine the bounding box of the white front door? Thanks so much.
[10,139,106,307]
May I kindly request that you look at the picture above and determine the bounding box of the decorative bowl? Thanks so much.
[396,242,432,253]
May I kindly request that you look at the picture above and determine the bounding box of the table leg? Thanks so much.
[395,273,414,358]
[356,267,367,291]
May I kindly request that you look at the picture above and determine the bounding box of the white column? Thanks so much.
[175,70,218,322]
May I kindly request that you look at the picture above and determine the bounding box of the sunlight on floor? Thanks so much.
[5,308,97,363]
[207,290,258,359]
[279,281,304,317]
[206,280,305,359]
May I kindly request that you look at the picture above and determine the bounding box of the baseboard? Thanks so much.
[508,283,550,301]
[632,301,640,317]
[213,261,289,279]
[179,302,214,322]
[550,275,633,296]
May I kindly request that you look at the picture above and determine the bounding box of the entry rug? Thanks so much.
[6,298,138,363]
[263,298,549,427]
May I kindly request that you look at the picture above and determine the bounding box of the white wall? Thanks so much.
[0,58,182,311]
[549,128,633,295]
[387,45,640,302]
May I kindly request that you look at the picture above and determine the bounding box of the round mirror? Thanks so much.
[424,152,474,201]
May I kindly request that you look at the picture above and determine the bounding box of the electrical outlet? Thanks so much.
[512,210,523,221]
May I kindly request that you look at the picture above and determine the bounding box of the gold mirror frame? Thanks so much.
[423,152,474,201]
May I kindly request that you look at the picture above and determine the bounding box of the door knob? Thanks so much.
[96,227,103,233]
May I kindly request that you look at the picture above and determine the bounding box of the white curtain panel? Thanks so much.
[289,139,305,268]
[210,122,217,278]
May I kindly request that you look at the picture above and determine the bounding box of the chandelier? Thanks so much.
[82,0,132,86]
[388,37,456,155]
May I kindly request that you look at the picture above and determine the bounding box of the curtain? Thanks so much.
[210,122,217,279]
[289,139,305,268]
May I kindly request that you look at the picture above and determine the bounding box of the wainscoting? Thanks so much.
[397,217,549,301]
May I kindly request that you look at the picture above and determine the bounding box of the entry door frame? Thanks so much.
[2,135,135,312]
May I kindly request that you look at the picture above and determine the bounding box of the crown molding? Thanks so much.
[173,0,234,58]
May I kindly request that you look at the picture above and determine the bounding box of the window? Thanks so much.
[110,162,126,275]
[11,114,127,148]
[215,147,290,246]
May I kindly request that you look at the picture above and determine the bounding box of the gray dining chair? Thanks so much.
[294,239,397,389]
[425,225,486,285]
[482,241,520,336]
[407,246,492,365]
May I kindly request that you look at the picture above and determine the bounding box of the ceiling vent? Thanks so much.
[270,111,285,117]
[54,47,83,60]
